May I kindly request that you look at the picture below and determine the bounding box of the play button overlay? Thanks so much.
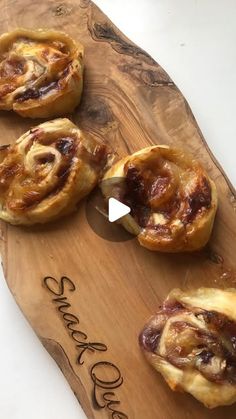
[108,198,130,222]
[85,177,136,242]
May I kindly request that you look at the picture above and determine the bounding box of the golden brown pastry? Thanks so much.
[102,146,217,252]
[0,118,108,225]
[0,28,84,118]
[139,288,236,408]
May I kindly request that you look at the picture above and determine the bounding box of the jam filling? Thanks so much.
[123,165,150,227]
[56,137,75,155]
[139,326,161,353]
[15,80,59,102]
[183,177,212,223]
[15,63,71,102]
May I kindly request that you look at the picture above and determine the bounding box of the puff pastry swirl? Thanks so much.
[0,28,84,118]
[0,118,108,225]
[102,146,217,252]
[139,288,236,408]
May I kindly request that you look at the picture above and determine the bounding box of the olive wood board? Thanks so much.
[0,1,236,418]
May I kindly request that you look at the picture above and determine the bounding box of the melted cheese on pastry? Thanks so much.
[139,288,236,408]
[102,146,217,252]
[0,28,84,118]
[0,118,108,225]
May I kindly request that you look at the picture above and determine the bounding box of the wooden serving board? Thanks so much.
[1,1,236,418]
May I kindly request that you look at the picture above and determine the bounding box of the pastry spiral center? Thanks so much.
[0,130,78,212]
[140,301,236,384]
[0,36,70,102]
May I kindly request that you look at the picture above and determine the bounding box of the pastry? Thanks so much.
[101,145,217,252]
[0,118,108,225]
[0,28,84,118]
[139,288,236,408]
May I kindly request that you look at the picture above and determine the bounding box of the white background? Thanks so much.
[0,1,235,418]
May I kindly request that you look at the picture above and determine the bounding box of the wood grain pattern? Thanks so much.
[0,1,236,418]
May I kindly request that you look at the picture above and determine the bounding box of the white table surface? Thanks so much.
[0,1,235,418]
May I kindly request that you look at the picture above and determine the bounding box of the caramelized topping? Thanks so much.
[0,58,25,78]
[149,176,170,202]
[0,163,21,189]
[0,84,16,98]
[121,153,212,231]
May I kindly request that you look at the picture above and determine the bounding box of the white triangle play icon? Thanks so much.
[108,197,131,222]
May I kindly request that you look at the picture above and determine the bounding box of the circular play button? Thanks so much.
[108,197,131,222]
[85,177,135,242]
